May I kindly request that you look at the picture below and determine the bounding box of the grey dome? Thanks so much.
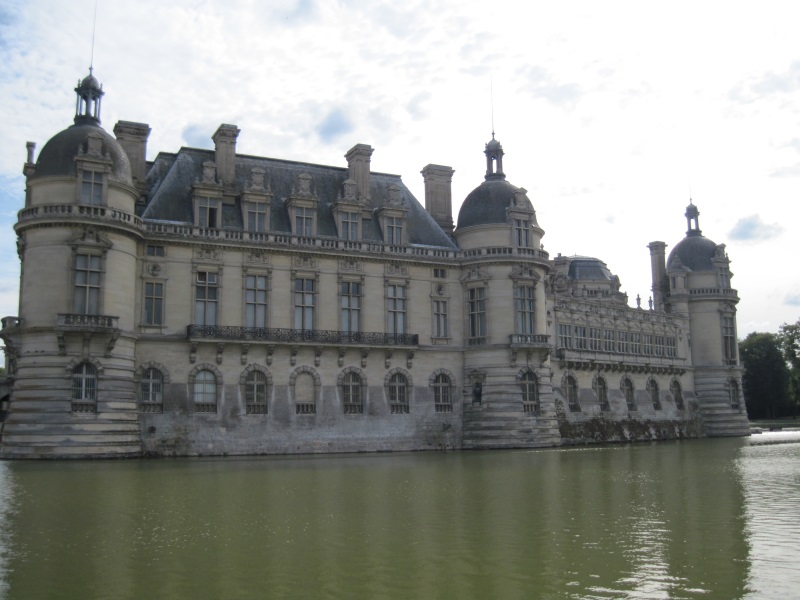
[567,257,613,281]
[32,123,132,185]
[80,73,101,91]
[457,178,534,229]
[667,232,718,271]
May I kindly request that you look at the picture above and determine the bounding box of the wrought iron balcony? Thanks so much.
[187,325,419,347]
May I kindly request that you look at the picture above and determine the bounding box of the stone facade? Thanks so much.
[0,72,749,458]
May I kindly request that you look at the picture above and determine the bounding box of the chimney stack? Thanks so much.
[421,164,455,233]
[345,144,373,202]
[114,121,151,188]
[212,124,240,187]
[648,241,668,312]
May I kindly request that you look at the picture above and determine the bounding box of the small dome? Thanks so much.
[567,257,613,281]
[456,178,535,229]
[32,123,132,185]
[667,232,718,272]
[80,73,101,91]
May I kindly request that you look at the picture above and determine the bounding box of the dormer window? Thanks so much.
[295,207,315,237]
[514,219,530,247]
[197,197,220,228]
[245,201,268,232]
[385,216,403,245]
[340,211,359,241]
[81,170,104,205]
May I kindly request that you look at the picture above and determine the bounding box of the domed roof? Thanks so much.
[80,73,102,91]
[666,201,718,271]
[457,178,534,229]
[567,257,613,281]
[667,232,718,271]
[32,123,132,185]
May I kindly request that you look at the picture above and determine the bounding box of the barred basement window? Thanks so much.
[389,373,409,414]
[648,378,661,410]
[564,375,580,412]
[193,370,218,413]
[594,376,610,411]
[342,372,363,414]
[72,362,97,413]
[140,367,163,413]
[670,379,684,410]
[245,370,268,414]
[433,373,452,413]
[521,371,540,415]
[623,378,636,411]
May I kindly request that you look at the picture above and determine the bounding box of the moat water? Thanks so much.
[0,432,799,599]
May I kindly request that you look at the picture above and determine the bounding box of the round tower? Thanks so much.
[1,71,143,458]
[665,201,749,436]
[454,136,558,448]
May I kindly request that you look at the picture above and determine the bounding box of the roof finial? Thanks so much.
[89,0,97,74]
[490,74,495,140]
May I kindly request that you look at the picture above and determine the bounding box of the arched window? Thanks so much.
[521,371,539,414]
[564,375,580,412]
[729,379,740,410]
[670,380,684,410]
[389,373,409,414]
[648,378,661,410]
[433,373,452,413]
[245,370,268,414]
[194,370,217,413]
[594,376,610,411]
[72,362,97,413]
[294,372,317,414]
[140,368,163,413]
[343,371,363,414]
[623,378,636,411]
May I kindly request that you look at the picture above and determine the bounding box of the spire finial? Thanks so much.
[490,74,495,140]
[89,1,97,74]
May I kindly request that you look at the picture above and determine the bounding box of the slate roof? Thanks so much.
[141,147,457,249]
[667,232,719,272]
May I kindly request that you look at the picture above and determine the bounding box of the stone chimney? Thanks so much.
[345,144,373,202]
[421,164,455,233]
[648,241,668,312]
[114,121,151,188]
[212,124,240,188]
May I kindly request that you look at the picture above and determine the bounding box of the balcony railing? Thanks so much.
[58,314,119,329]
[187,325,419,347]
[510,334,550,347]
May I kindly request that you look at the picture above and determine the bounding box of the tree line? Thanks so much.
[739,320,800,420]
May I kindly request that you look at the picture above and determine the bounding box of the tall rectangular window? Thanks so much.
[144,281,164,325]
[246,202,268,232]
[666,336,677,358]
[387,284,406,335]
[74,254,101,314]
[515,286,535,334]
[604,329,616,353]
[197,197,219,228]
[574,325,587,350]
[245,275,268,328]
[589,327,602,351]
[433,300,448,338]
[195,272,218,325]
[722,316,736,362]
[643,334,653,356]
[655,335,665,357]
[514,219,530,247]
[340,212,358,240]
[295,207,314,236]
[617,331,629,354]
[81,171,103,205]
[631,332,641,355]
[294,278,315,330]
[341,281,361,333]
[386,217,403,245]
[468,287,486,341]
[558,324,572,348]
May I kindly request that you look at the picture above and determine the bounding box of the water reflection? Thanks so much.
[0,436,798,599]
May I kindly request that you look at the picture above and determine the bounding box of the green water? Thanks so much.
[1,433,799,599]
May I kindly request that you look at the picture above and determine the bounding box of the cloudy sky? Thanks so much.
[0,0,797,337]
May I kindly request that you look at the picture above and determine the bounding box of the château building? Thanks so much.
[0,71,750,458]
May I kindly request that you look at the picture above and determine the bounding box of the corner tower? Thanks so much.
[0,71,143,458]
[664,201,749,436]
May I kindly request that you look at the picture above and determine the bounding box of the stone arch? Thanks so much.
[669,377,685,409]
[592,372,610,411]
[620,374,636,411]
[134,361,171,384]
[515,367,536,383]
[385,367,412,387]
[64,356,104,375]
[560,370,577,389]
[429,368,455,387]
[338,366,367,387]
[646,375,662,410]
[289,365,321,387]
[189,363,223,384]
[239,363,273,386]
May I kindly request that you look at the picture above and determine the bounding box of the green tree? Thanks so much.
[739,332,791,419]
[777,320,800,415]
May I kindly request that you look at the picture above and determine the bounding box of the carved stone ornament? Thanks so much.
[245,250,270,265]
[339,259,362,272]
[385,263,409,276]
[342,178,358,202]
[202,161,217,184]
[249,168,267,191]
[294,256,318,269]
[195,246,222,261]
[293,173,314,198]
[386,184,405,207]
